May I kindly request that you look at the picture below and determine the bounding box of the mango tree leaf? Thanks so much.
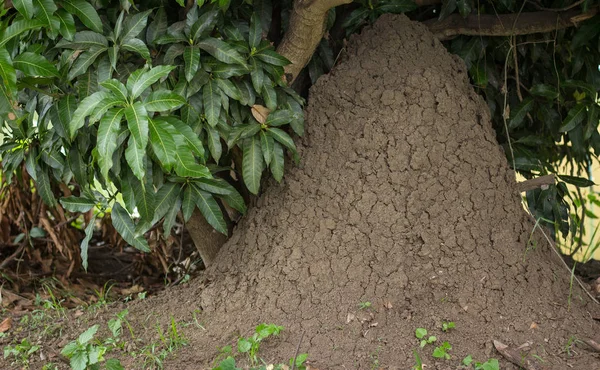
[0,19,45,48]
[160,117,205,159]
[242,135,264,194]
[120,9,152,41]
[111,203,150,252]
[530,84,558,100]
[184,46,200,82]
[80,214,96,271]
[59,0,102,33]
[181,185,195,222]
[270,141,284,182]
[14,0,35,19]
[0,48,16,91]
[198,37,248,66]
[163,195,181,236]
[125,135,146,180]
[100,79,128,102]
[203,80,221,127]
[55,9,75,40]
[558,175,595,187]
[190,9,219,42]
[439,0,457,20]
[13,52,59,77]
[250,58,264,94]
[127,65,175,99]
[145,90,186,112]
[455,0,472,17]
[125,101,149,151]
[36,167,57,207]
[215,78,241,101]
[266,109,294,127]
[249,13,261,49]
[121,38,151,61]
[267,127,299,163]
[151,182,180,223]
[254,49,290,66]
[70,91,111,137]
[191,185,227,234]
[55,30,107,49]
[262,82,277,111]
[67,46,107,80]
[174,150,211,178]
[97,108,124,180]
[260,130,273,166]
[89,95,125,123]
[508,97,534,129]
[146,7,167,45]
[33,0,57,29]
[195,178,232,195]
[134,180,154,221]
[560,104,586,132]
[206,124,222,162]
[217,184,246,215]
[60,195,96,212]
[149,117,176,169]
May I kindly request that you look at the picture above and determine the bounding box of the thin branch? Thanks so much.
[426,6,598,40]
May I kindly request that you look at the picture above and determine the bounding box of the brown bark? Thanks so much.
[425,6,599,40]
[186,209,228,267]
[277,0,352,84]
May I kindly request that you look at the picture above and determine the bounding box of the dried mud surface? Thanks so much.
[5,14,599,370]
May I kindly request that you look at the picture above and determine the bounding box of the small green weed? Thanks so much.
[432,341,452,360]
[461,355,500,370]
[415,328,436,348]
[238,323,284,365]
[441,321,455,332]
[412,350,423,370]
[60,324,124,370]
[358,301,372,310]
[42,363,58,370]
[3,338,40,368]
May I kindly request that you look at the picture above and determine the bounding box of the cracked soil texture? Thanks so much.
[54,14,598,370]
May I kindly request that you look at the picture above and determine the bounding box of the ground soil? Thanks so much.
[3,14,600,370]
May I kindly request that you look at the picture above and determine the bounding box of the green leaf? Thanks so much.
[174,150,211,178]
[266,109,294,127]
[55,9,75,40]
[125,101,149,152]
[104,358,125,370]
[217,184,246,215]
[560,104,586,132]
[260,130,274,166]
[242,135,264,195]
[127,65,176,100]
[571,18,600,50]
[508,97,534,129]
[33,0,57,29]
[70,91,111,137]
[0,48,16,92]
[146,8,167,45]
[60,0,102,33]
[158,116,205,159]
[254,49,290,66]
[56,30,107,49]
[60,196,96,212]
[121,38,151,61]
[215,78,241,102]
[80,214,96,271]
[203,80,221,127]
[198,37,248,66]
[250,58,264,94]
[558,175,595,187]
[111,203,150,252]
[151,183,180,223]
[163,194,181,236]
[13,52,59,77]
[190,9,219,42]
[182,185,195,222]
[262,82,277,111]
[134,180,155,221]
[267,127,298,163]
[455,0,472,17]
[270,141,284,182]
[125,135,146,180]
[377,0,418,13]
[145,90,186,112]
[100,79,128,102]
[36,168,57,207]
[14,0,35,19]
[121,9,152,41]
[0,19,45,48]
[530,84,558,100]
[67,46,107,80]
[149,117,176,169]
[184,46,201,82]
[192,185,227,234]
[89,95,125,123]
[439,0,457,20]
[97,108,124,180]
[249,13,262,49]
[206,124,222,162]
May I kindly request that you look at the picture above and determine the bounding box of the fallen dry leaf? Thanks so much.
[383,301,393,309]
[530,322,538,330]
[120,284,144,295]
[0,317,12,332]
[251,104,270,124]
[346,312,355,323]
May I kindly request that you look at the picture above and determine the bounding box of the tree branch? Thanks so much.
[277,0,352,84]
[425,6,599,40]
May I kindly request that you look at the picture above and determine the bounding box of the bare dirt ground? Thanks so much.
[2,14,600,370]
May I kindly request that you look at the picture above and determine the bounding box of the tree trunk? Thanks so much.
[186,209,227,267]
[171,15,599,368]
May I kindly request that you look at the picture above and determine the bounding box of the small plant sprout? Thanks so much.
[432,341,452,360]
[415,328,437,348]
[474,358,500,370]
[237,323,284,365]
[413,350,423,370]
[289,353,309,370]
[3,338,40,368]
[441,321,455,332]
[462,355,473,366]
[60,324,124,370]
[358,301,372,310]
